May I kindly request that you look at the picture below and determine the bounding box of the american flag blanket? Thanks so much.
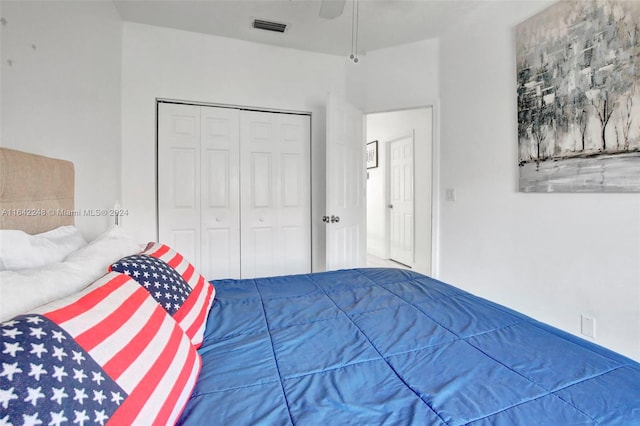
[1,271,202,426]
[111,243,215,348]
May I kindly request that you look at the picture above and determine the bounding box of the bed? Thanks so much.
[1,148,639,425]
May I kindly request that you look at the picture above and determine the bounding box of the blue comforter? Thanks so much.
[178,268,640,425]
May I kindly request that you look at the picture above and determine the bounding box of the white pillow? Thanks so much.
[0,226,141,321]
[64,225,143,271]
[0,225,87,270]
[0,261,94,321]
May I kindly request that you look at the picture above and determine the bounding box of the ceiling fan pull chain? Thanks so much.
[350,0,356,60]
[353,0,360,64]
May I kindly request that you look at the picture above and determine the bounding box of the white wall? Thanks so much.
[366,108,432,275]
[0,0,122,239]
[346,39,439,113]
[120,23,348,272]
[439,1,640,361]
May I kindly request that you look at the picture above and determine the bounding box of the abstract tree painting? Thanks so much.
[517,0,640,192]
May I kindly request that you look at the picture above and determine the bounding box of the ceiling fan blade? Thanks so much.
[319,0,346,19]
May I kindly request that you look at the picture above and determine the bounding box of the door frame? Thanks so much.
[155,98,314,276]
[156,98,312,116]
[364,103,440,278]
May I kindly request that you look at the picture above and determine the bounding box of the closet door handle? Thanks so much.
[322,215,330,223]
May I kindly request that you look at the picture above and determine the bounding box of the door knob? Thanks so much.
[322,215,330,223]
[330,215,340,223]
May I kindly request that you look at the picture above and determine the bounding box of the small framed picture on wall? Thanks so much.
[367,140,378,169]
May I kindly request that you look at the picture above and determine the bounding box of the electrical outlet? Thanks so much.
[581,315,596,339]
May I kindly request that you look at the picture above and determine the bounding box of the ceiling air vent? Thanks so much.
[252,19,287,33]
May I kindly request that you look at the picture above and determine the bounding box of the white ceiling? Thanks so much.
[113,0,486,57]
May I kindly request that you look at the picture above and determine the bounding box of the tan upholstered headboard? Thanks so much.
[0,148,75,234]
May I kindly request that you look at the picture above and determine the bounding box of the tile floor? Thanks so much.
[366,253,411,270]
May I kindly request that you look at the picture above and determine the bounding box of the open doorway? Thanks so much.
[365,107,433,275]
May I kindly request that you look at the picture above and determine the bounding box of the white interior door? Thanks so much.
[325,93,366,271]
[200,106,241,279]
[159,103,310,280]
[240,111,311,278]
[158,103,201,267]
[159,103,241,279]
[389,135,414,266]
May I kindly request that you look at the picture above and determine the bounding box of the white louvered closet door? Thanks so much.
[158,103,310,280]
